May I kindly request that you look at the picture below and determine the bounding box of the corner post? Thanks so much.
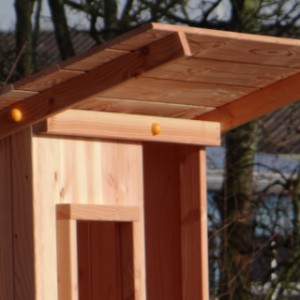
[180,146,209,299]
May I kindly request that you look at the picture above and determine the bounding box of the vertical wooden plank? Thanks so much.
[119,223,135,299]
[180,146,209,300]
[78,221,123,300]
[77,220,142,300]
[57,219,79,300]
[143,143,183,300]
[77,221,92,300]
[91,222,122,300]
[199,148,210,299]
[11,129,35,300]
[132,219,146,300]
[32,136,60,300]
[0,137,14,299]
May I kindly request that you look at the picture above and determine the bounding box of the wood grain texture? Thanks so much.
[14,66,83,92]
[186,32,300,67]
[108,24,172,51]
[198,71,300,131]
[143,143,210,300]
[57,204,140,221]
[73,96,214,119]
[77,221,137,300]
[77,222,92,300]
[180,146,209,300]
[33,137,143,205]
[132,219,146,300]
[1,22,300,136]
[0,33,187,139]
[1,22,300,135]
[145,57,299,88]
[62,49,128,71]
[100,74,254,107]
[143,143,183,300]
[10,129,35,300]
[32,136,144,299]
[0,137,14,299]
[37,109,221,146]
[78,222,122,299]
[0,87,37,109]
[57,220,79,300]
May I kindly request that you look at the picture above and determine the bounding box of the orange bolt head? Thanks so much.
[151,122,161,136]
[10,108,23,122]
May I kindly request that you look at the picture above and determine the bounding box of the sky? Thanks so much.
[0,0,17,31]
[0,0,231,32]
[0,0,53,31]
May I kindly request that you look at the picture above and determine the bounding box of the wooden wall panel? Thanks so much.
[0,136,14,299]
[77,221,121,300]
[11,129,35,300]
[32,136,145,299]
[143,143,183,300]
[77,221,136,300]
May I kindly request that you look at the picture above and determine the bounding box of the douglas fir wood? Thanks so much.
[1,22,300,300]
[1,23,300,134]
[0,32,188,139]
[57,220,78,300]
[37,109,220,146]
[180,146,209,299]
[57,204,141,222]
[0,137,13,299]
[199,71,300,131]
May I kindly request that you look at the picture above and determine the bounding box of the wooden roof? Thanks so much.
[1,22,300,139]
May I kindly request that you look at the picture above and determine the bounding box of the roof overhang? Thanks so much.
[1,22,300,140]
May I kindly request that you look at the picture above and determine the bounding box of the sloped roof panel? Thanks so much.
[0,23,300,138]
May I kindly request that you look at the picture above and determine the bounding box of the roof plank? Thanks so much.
[0,33,188,139]
[99,76,255,106]
[198,71,300,131]
[186,32,300,67]
[145,58,300,88]
[14,66,83,92]
[73,96,214,118]
[1,23,300,137]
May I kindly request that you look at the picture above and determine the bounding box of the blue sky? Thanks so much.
[0,0,231,32]
[0,0,16,30]
[0,0,53,31]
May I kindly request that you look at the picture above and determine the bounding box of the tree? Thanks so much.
[48,0,75,60]
[14,0,35,78]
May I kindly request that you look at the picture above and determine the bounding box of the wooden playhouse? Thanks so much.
[1,23,300,300]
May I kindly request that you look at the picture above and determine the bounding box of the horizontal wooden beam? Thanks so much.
[0,33,188,140]
[198,71,300,131]
[35,109,221,146]
[56,204,140,222]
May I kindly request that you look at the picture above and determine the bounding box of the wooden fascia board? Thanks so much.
[0,32,189,140]
[35,109,221,146]
[197,71,300,131]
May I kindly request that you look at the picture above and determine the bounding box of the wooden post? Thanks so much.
[11,129,35,300]
[0,136,14,299]
[143,143,183,300]
[180,146,209,299]
[143,143,209,300]
[57,220,78,300]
